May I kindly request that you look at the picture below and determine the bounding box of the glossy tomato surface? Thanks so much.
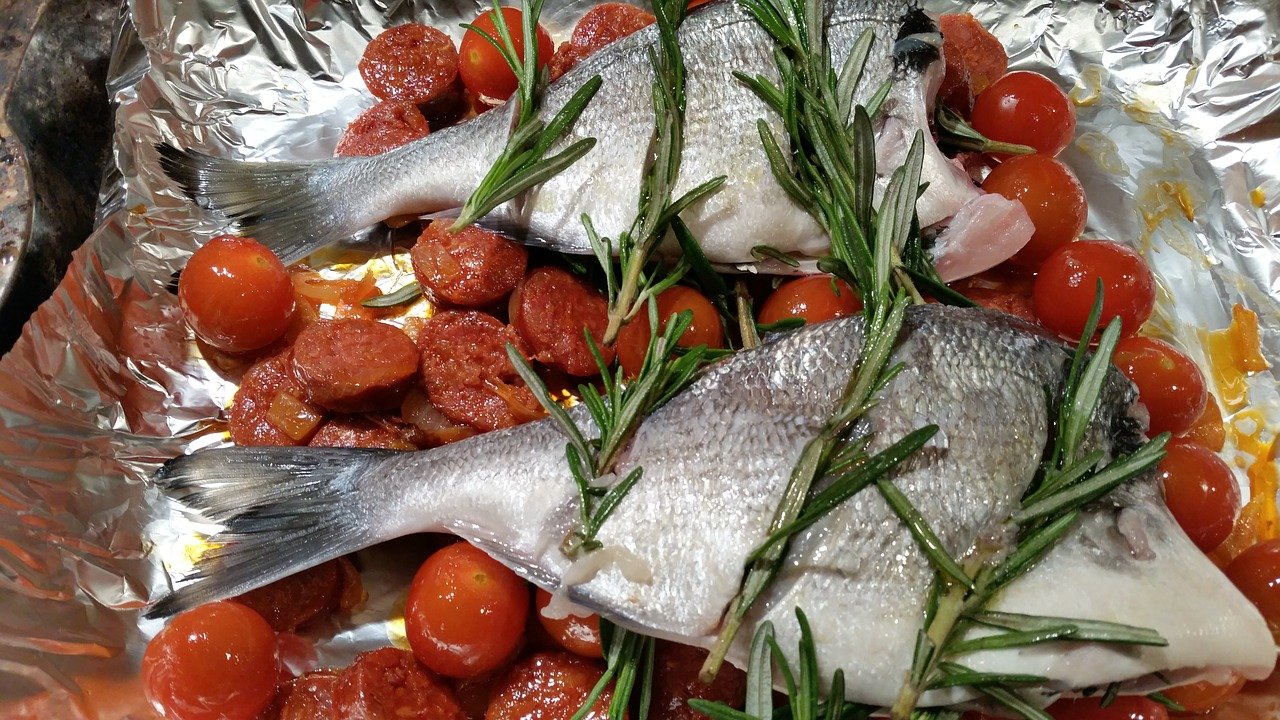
[1157,439,1241,552]
[1113,336,1208,436]
[406,541,530,678]
[535,588,603,658]
[459,7,553,100]
[616,285,724,376]
[178,236,295,353]
[1161,673,1246,714]
[970,71,1076,157]
[141,601,279,720]
[982,155,1087,269]
[1224,538,1280,641]
[757,275,862,327]
[1032,240,1156,342]
[1047,696,1169,719]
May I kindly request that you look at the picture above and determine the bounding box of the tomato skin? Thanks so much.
[970,71,1076,157]
[178,236,296,353]
[1032,240,1156,342]
[459,7,554,100]
[1224,538,1280,641]
[406,542,530,678]
[1047,696,1170,720]
[616,286,724,377]
[1182,392,1225,452]
[982,155,1087,269]
[1157,440,1241,552]
[141,601,280,720]
[534,588,603,658]
[1161,673,1246,714]
[757,275,862,327]
[1113,336,1208,437]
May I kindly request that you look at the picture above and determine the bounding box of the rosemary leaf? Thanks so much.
[361,280,422,307]
[935,106,1035,156]
[743,621,775,718]
[946,625,1077,654]
[874,476,974,591]
[973,685,1053,720]
[966,610,1167,647]
[929,663,1047,689]
[751,244,802,267]
[1147,692,1186,712]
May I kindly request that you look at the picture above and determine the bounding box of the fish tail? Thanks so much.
[156,143,380,264]
[145,446,390,619]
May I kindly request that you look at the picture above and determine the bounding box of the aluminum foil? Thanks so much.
[1,0,1278,716]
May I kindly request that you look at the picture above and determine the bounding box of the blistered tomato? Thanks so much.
[970,71,1076,157]
[459,7,553,100]
[178,236,295,353]
[141,601,279,720]
[535,588,603,658]
[757,275,862,327]
[1157,440,1241,552]
[1224,538,1280,640]
[406,541,530,678]
[1032,240,1156,342]
[616,285,724,377]
[1113,336,1207,436]
[982,155,1087,269]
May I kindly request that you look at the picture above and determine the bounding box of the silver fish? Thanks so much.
[156,0,1030,279]
[149,305,1275,709]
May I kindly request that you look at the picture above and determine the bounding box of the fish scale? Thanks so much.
[149,305,1275,708]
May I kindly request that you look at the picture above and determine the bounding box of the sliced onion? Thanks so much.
[266,391,325,442]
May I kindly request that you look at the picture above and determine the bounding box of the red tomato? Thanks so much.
[141,601,279,720]
[1048,696,1170,720]
[982,155,1087,269]
[1113,336,1208,436]
[971,71,1076,157]
[1157,440,1241,552]
[1224,538,1280,641]
[534,588,603,658]
[616,286,724,377]
[1182,392,1225,452]
[1032,240,1156,342]
[406,542,530,678]
[178,236,295,354]
[459,7,553,100]
[1161,673,1246,714]
[757,275,862,327]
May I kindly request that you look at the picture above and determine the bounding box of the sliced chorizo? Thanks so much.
[359,24,460,105]
[648,642,746,720]
[417,310,543,432]
[411,221,528,308]
[333,647,466,720]
[234,558,361,633]
[549,3,655,80]
[275,670,340,720]
[291,319,420,413]
[309,414,420,451]
[485,652,613,720]
[938,14,1008,114]
[336,100,431,158]
[230,352,323,446]
[509,266,614,377]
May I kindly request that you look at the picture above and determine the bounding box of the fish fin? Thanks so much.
[156,143,373,264]
[145,446,389,618]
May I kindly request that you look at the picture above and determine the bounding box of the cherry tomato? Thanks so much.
[406,541,530,678]
[757,275,862,327]
[971,71,1076,158]
[141,601,279,720]
[1157,439,1241,552]
[1113,336,1208,436]
[982,155,1087,269]
[1032,240,1156,342]
[485,652,613,720]
[1161,673,1246,714]
[1224,538,1280,641]
[535,588,603,658]
[616,286,724,377]
[178,236,295,354]
[1048,696,1170,720]
[1182,392,1225,452]
[459,7,554,100]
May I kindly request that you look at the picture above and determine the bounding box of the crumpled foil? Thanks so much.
[1,0,1277,716]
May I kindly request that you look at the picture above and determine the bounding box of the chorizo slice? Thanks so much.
[509,266,613,377]
[411,221,528,308]
[938,14,1008,114]
[359,24,460,105]
[549,3,655,80]
[417,310,542,432]
[275,670,340,720]
[309,414,420,451]
[336,100,431,158]
[291,319,420,413]
[648,642,746,720]
[485,652,614,720]
[334,647,466,720]
[230,352,323,446]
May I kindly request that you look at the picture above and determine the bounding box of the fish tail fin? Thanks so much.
[145,446,392,619]
[156,143,380,263]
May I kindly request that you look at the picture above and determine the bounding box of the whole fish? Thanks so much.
[149,305,1275,709]
[157,0,1031,281]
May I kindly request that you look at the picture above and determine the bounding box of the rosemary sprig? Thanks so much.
[570,620,656,720]
[451,0,603,230]
[935,106,1035,157]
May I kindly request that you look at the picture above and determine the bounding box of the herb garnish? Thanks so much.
[935,106,1035,157]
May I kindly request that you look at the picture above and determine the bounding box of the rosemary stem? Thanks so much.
[605,254,649,344]
[736,281,761,349]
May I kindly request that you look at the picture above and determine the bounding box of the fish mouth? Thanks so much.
[892,7,942,74]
